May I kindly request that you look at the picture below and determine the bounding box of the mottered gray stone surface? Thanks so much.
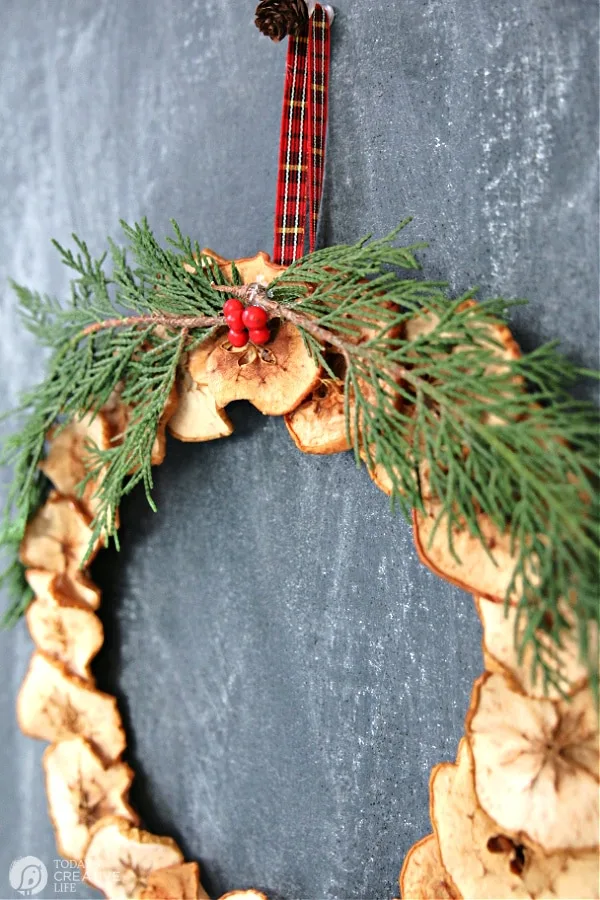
[0,2,597,899]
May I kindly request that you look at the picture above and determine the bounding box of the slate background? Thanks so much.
[0,2,597,899]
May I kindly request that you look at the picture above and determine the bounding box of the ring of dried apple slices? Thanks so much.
[15,252,599,900]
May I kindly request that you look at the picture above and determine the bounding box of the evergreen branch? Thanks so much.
[0,220,232,619]
[82,330,187,552]
[266,238,599,695]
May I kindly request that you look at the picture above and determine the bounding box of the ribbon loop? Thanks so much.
[273,5,331,266]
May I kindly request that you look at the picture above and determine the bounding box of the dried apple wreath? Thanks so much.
[2,232,599,900]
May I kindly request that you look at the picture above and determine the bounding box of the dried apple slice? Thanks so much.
[17,652,126,763]
[284,300,401,461]
[103,383,178,466]
[139,862,205,899]
[404,300,521,381]
[466,672,599,852]
[465,311,522,428]
[284,308,402,468]
[44,737,137,860]
[25,568,101,612]
[20,493,101,577]
[40,413,112,515]
[357,374,412,497]
[284,376,349,454]
[408,303,529,596]
[431,739,599,899]
[26,591,103,682]
[399,834,460,899]
[366,307,520,497]
[190,321,320,416]
[474,595,592,699]
[413,503,522,604]
[84,816,183,899]
[168,365,233,442]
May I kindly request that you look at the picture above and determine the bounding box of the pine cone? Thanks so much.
[255,0,309,41]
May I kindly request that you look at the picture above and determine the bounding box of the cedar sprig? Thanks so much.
[0,219,598,698]
[268,239,600,696]
[0,219,230,625]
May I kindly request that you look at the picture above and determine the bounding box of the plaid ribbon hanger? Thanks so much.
[272,3,333,266]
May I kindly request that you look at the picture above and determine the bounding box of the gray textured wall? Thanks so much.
[0,2,597,899]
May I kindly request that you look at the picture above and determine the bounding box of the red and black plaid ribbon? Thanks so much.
[273,31,309,266]
[273,5,331,266]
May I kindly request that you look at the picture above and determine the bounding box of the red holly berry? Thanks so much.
[225,311,245,331]
[223,298,244,318]
[242,305,269,330]
[249,326,271,346]
[228,328,249,348]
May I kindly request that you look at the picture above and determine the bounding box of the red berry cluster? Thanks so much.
[223,299,270,348]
